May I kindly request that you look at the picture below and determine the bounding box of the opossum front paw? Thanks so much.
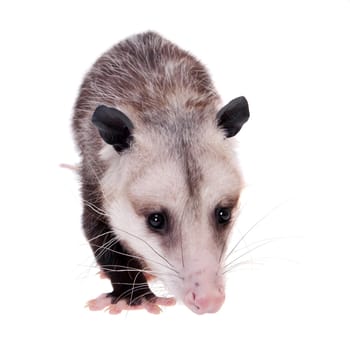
[86,293,112,311]
[107,296,176,315]
[86,294,176,315]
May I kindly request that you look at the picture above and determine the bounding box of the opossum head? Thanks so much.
[93,97,249,314]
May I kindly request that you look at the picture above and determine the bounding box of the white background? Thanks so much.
[1,0,349,349]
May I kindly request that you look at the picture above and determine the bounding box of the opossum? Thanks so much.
[72,31,249,314]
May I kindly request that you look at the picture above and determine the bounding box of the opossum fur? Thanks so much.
[72,31,249,314]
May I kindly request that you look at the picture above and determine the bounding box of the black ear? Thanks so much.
[92,105,134,152]
[217,96,250,137]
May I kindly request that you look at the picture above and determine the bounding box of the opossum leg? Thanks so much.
[82,194,158,308]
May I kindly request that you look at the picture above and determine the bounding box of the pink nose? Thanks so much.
[185,288,225,314]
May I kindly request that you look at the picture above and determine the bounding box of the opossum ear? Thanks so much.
[217,96,250,137]
[92,105,134,152]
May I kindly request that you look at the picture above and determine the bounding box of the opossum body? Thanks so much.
[72,31,249,314]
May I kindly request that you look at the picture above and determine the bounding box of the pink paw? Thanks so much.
[86,293,112,311]
[86,294,176,315]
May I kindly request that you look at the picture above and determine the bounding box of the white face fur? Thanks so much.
[99,127,243,314]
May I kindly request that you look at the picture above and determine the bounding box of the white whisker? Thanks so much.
[225,239,277,270]
[225,201,289,262]
[223,260,264,275]
[114,226,178,272]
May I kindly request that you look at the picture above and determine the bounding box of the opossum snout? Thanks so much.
[183,271,225,314]
[184,286,225,314]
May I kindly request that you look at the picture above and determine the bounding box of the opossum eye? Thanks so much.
[215,207,232,225]
[147,212,167,231]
